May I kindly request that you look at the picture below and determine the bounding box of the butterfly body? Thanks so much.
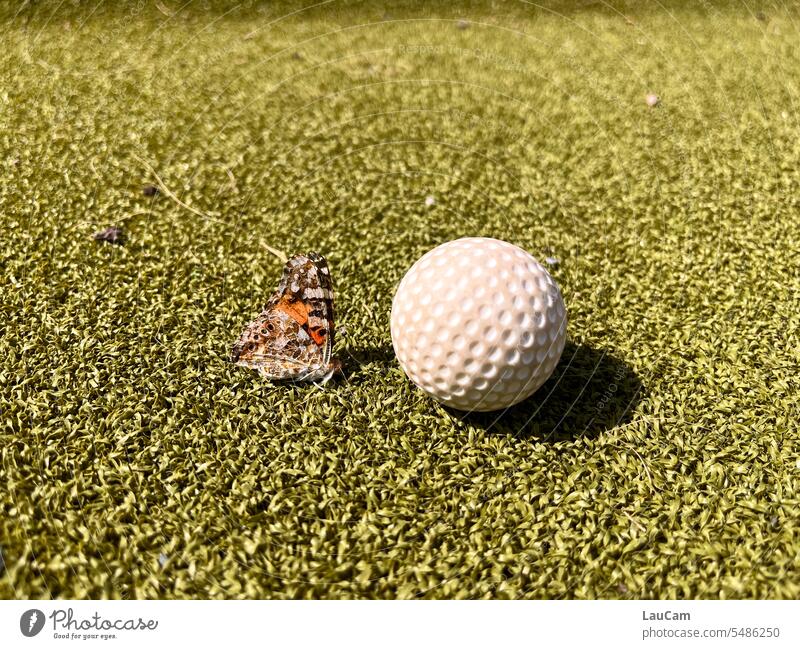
[231,252,340,383]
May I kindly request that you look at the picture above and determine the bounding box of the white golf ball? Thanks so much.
[391,237,567,412]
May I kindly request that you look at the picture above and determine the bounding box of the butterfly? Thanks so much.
[231,252,341,383]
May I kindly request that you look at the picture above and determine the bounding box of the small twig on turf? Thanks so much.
[261,242,288,263]
[155,1,175,17]
[214,162,237,194]
[134,154,224,225]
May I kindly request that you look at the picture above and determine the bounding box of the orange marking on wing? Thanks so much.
[275,298,327,347]
[308,327,326,346]
[275,297,309,328]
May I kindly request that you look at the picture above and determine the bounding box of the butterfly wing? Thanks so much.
[231,252,338,382]
[303,252,335,365]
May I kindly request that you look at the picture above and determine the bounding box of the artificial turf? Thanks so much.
[1,0,799,599]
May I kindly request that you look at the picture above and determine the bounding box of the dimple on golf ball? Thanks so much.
[391,237,567,412]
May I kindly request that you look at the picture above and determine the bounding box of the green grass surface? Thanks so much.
[1,1,799,599]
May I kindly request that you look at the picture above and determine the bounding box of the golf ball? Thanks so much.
[391,237,567,412]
